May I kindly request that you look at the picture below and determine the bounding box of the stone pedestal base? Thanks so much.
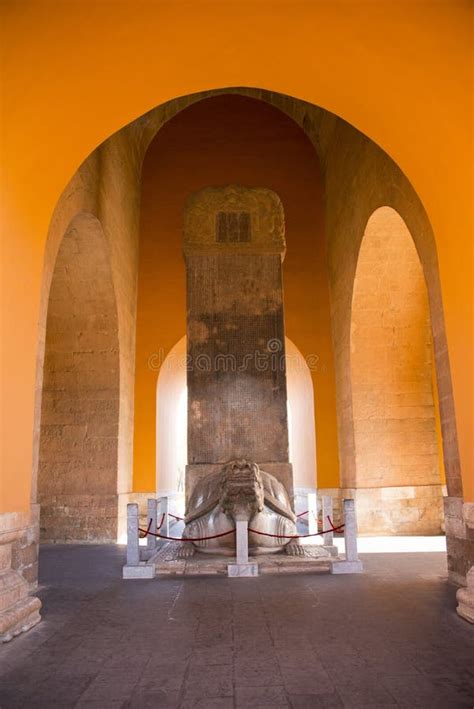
[1,510,42,643]
[154,542,332,576]
[0,592,41,642]
[330,560,364,574]
[228,563,259,577]
[122,563,155,579]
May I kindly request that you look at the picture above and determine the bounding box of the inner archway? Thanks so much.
[350,206,444,535]
[155,336,317,505]
[38,213,120,542]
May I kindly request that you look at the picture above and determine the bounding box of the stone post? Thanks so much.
[344,499,359,561]
[147,498,158,553]
[307,492,318,536]
[159,497,169,537]
[322,495,334,546]
[122,503,155,579]
[228,519,258,577]
[126,503,140,567]
[236,520,249,564]
[322,494,338,557]
[330,498,363,574]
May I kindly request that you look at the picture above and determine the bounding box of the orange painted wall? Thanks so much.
[133,95,339,492]
[1,1,472,512]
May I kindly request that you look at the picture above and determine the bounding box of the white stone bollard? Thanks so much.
[159,496,169,537]
[344,499,359,561]
[228,519,258,577]
[236,519,249,564]
[330,498,363,574]
[322,495,334,546]
[122,502,155,579]
[322,495,338,557]
[307,492,318,536]
[147,498,158,553]
[126,503,140,566]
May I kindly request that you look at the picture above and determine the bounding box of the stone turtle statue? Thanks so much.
[178,459,313,558]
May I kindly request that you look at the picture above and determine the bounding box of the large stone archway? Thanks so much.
[32,87,466,576]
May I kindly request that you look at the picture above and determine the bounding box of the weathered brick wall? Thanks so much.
[38,213,120,542]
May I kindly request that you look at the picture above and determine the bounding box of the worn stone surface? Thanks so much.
[1,545,474,707]
[0,510,42,643]
[185,253,289,466]
[184,185,292,502]
[183,184,285,255]
[37,214,120,542]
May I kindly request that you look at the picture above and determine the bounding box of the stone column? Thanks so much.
[183,185,293,502]
[0,510,41,643]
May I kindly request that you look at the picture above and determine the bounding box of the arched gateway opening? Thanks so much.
[30,88,466,588]
[155,336,318,513]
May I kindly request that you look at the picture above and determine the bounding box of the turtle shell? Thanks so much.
[185,462,295,524]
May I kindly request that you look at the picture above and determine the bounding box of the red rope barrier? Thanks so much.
[248,519,344,540]
[169,513,185,521]
[138,515,343,543]
[296,510,308,518]
[138,526,236,542]
[139,513,165,539]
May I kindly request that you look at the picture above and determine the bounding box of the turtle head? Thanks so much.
[220,459,264,522]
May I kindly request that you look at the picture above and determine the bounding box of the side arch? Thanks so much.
[37,212,120,542]
[350,206,444,534]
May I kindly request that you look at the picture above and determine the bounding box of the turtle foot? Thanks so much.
[176,542,196,559]
[285,540,306,557]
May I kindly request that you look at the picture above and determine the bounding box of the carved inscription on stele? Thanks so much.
[183,185,285,255]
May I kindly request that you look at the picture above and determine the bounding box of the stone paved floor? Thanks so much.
[1,546,473,708]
